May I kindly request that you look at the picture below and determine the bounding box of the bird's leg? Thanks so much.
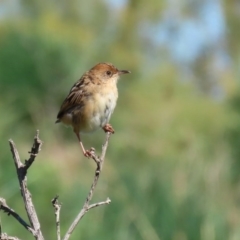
[75,132,93,157]
[102,123,115,134]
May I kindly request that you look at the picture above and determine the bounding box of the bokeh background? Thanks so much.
[1,0,240,239]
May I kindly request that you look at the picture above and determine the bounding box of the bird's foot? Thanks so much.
[83,147,95,158]
[102,124,115,134]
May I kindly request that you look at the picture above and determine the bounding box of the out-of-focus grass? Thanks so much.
[1,3,240,239]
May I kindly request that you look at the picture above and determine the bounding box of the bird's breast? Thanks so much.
[81,87,118,133]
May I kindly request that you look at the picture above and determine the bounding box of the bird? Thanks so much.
[56,62,130,157]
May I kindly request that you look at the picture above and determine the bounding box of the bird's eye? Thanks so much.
[106,71,111,76]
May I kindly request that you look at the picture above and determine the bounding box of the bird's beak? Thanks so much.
[118,70,131,75]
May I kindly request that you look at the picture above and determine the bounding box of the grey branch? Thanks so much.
[0,198,34,235]
[51,196,61,240]
[8,131,44,240]
[63,133,112,240]
[2,130,112,240]
[0,233,21,240]
[88,198,111,210]
[25,130,42,170]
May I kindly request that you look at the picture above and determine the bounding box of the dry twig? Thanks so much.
[8,131,44,240]
[0,233,21,240]
[51,196,61,240]
[62,132,112,240]
[0,198,34,234]
[1,130,112,240]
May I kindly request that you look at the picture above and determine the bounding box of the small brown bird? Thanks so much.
[56,62,130,157]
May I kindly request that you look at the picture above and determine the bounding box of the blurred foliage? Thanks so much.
[1,0,240,240]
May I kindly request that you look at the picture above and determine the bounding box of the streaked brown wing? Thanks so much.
[56,77,86,120]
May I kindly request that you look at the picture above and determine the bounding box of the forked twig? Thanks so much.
[1,131,112,240]
[62,133,112,240]
[8,131,44,240]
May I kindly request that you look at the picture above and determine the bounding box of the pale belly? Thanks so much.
[81,92,117,133]
[60,86,118,133]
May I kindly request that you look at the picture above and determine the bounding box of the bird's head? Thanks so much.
[89,62,130,83]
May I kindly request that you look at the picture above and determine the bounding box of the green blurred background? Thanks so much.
[1,0,240,239]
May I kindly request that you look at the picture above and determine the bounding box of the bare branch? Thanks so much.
[88,198,111,210]
[0,233,21,240]
[8,131,44,240]
[2,130,112,240]
[51,196,61,240]
[25,130,42,170]
[63,132,112,240]
[0,198,34,235]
